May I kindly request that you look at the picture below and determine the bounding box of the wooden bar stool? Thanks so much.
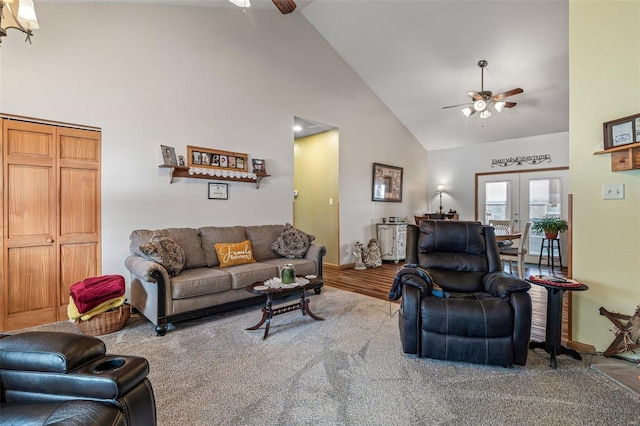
[538,238,562,270]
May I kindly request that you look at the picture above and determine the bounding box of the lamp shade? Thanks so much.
[229,0,250,7]
[461,107,473,117]
[1,0,39,32]
[17,0,38,29]
[473,99,487,112]
[479,110,492,119]
[494,101,506,112]
[437,184,445,192]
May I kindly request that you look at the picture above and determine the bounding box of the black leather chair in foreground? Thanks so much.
[391,221,532,367]
[0,331,156,425]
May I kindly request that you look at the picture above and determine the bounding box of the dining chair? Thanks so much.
[499,221,531,279]
[488,219,513,236]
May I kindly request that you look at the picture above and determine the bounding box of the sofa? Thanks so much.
[125,224,326,335]
[0,331,156,426]
[391,221,532,367]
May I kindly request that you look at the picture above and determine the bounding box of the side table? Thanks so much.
[528,279,589,368]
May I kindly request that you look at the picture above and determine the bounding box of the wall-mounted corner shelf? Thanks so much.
[159,165,270,188]
[594,142,640,172]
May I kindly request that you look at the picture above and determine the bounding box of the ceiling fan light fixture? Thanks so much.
[473,99,487,112]
[461,107,473,118]
[494,101,506,112]
[479,110,492,119]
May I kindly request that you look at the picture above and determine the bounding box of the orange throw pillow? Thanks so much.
[214,240,256,268]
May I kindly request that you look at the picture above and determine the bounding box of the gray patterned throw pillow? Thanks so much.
[270,223,315,259]
[138,231,186,277]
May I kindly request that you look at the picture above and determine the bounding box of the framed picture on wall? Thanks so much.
[372,162,403,202]
[208,183,228,200]
[603,113,640,149]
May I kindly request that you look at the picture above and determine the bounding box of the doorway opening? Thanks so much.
[293,116,339,265]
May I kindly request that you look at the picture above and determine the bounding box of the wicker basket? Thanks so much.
[76,304,131,336]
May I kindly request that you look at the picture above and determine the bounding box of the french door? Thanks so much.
[477,169,569,265]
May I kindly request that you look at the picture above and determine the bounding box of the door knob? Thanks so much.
[46,238,54,243]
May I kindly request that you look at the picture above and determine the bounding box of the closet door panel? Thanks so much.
[57,127,101,316]
[2,121,58,330]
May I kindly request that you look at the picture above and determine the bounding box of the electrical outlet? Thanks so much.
[603,184,624,200]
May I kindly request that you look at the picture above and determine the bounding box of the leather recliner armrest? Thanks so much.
[483,271,531,301]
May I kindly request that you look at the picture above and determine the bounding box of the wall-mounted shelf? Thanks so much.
[159,165,270,188]
[594,142,640,172]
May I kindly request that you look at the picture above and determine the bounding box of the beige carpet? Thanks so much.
[22,287,640,426]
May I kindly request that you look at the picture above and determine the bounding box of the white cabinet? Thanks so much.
[377,223,407,263]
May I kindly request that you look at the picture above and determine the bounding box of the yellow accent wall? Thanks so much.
[569,0,640,352]
[294,130,340,265]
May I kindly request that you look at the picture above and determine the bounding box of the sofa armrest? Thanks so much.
[125,255,168,284]
[305,243,327,276]
[483,271,531,301]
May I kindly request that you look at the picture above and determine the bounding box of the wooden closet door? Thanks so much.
[2,120,58,330]
[57,127,101,319]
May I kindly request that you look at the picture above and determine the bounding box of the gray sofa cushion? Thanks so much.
[170,268,232,299]
[245,225,285,261]
[223,262,279,290]
[130,228,207,269]
[258,258,317,277]
[199,226,247,267]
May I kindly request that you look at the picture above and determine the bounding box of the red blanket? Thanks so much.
[70,275,125,314]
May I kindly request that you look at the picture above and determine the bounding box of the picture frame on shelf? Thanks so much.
[372,162,403,202]
[161,145,178,166]
[603,113,640,149]
[252,159,266,174]
[177,155,186,167]
[208,183,228,200]
[187,146,248,172]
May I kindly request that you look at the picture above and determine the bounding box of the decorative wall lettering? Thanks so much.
[491,154,551,168]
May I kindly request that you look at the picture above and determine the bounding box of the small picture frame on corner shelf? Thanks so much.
[603,113,640,150]
[161,145,178,166]
[177,155,186,167]
[208,183,228,200]
[252,159,267,174]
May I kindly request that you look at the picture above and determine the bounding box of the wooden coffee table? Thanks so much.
[245,277,324,340]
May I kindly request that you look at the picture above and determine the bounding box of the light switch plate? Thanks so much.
[603,184,624,200]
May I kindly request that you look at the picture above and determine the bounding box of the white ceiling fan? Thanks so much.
[229,0,296,14]
[442,60,523,119]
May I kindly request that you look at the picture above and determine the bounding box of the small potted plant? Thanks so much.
[531,216,568,240]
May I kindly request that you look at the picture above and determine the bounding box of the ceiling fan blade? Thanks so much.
[504,102,517,108]
[493,88,524,101]
[442,102,473,109]
[272,0,296,14]
[467,91,483,100]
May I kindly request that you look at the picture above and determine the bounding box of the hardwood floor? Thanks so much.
[323,261,569,344]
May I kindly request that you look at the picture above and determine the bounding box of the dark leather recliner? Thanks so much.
[0,331,156,425]
[392,221,532,367]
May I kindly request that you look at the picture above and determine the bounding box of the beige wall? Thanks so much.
[0,3,427,277]
[569,0,640,352]
[294,130,340,265]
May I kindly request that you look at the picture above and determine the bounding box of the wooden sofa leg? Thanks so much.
[155,324,168,336]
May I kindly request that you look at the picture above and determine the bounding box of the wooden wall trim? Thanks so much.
[0,113,101,132]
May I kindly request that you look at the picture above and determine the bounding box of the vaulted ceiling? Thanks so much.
[38,0,569,151]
